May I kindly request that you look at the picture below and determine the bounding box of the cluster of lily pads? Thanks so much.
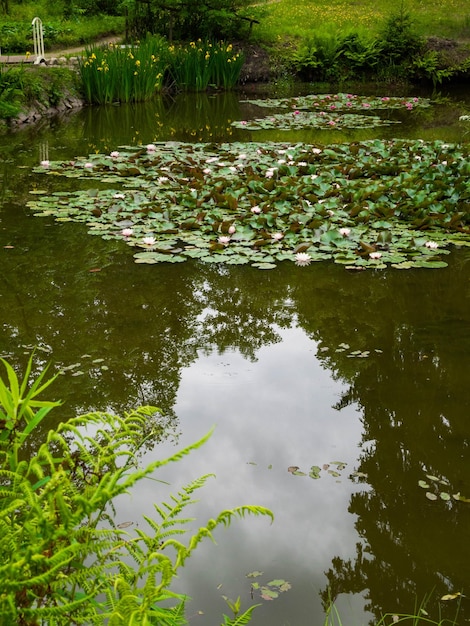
[29,131,470,270]
[234,93,430,131]
[419,473,470,504]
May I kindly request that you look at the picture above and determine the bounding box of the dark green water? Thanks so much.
[1,89,470,625]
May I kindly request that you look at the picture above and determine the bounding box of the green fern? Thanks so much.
[0,358,272,625]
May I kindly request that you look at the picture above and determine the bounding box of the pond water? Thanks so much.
[1,87,470,625]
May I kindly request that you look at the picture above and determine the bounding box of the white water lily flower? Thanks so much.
[142,236,156,246]
[425,240,439,249]
[251,205,261,214]
[272,232,284,241]
[228,225,236,234]
[157,177,169,183]
[218,236,231,245]
[203,168,212,174]
[369,252,382,259]
[113,193,125,199]
[84,162,93,169]
[339,228,351,237]
[121,228,133,237]
[295,252,312,267]
[146,144,156,152]
[110,151,120,158]
[40,160,50,168]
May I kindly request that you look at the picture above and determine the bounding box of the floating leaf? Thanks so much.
[246,571,263,578]
[309,465,321,479]
[441,592,462,601]
[260,587,279,599]
[418,480,430,489]
[425,492,438,501]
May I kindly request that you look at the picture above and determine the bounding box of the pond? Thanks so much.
[1,86,470,625]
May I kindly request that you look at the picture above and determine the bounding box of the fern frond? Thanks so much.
[221,603,260,626]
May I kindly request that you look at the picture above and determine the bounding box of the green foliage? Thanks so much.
[122,0,258,42]
[168,40,245,91]
[79,38,169,104]
[379,3,423,64]
[78,37,245,102]
[0,357,273,625]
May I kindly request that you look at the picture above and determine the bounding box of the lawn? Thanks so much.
[254,0,470,42]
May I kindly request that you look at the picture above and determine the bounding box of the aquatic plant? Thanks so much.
[79,37,169,104]
[168,40,245,91]
[0,355,272,624]
[29,131,470,270]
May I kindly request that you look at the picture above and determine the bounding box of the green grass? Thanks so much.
[253,0,470,43]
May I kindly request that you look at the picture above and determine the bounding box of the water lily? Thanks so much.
[121,228,133,237]
[203,168,212,174]
[40,160,50,168]
[218,236,231,245]
[295,252,312,267]
[146,144,156,152]
[272,232,284,241]
[339,228,351,237]
[110,151,120,158]
[425,240,439,249]
[228,225,236,234]
[113,193,125,199]
[369,251,382,259]
[142,236,156,246]
[84,162,93,169]
[251,205,261,214]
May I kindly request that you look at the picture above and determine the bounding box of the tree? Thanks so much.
[120,0,261,42]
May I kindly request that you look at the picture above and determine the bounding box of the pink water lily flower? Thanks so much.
[142,236,156,246]
[218,236,231,245]
[295,252,312,267]
[369,252,382,259]
[110,151,120,158]
[272,232,284,241]
[339,228,351,237]
[122,228,133,237]
[146,144,156,152]
[84,162,93,169]
[40,160,50,168]
[251,205,261,214]
[228,225,236,234]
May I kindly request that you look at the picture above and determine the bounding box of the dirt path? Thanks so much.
[0,36,122,64]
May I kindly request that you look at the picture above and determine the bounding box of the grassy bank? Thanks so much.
[254,0,470,43]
